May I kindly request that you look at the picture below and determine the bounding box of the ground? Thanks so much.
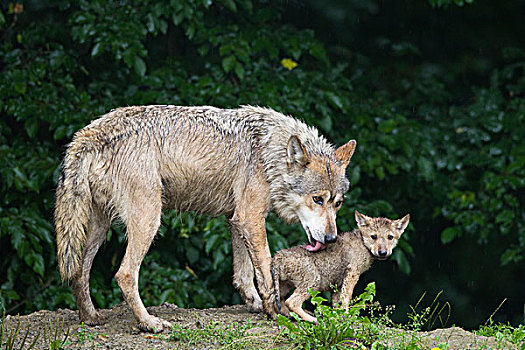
[1,303,518,349]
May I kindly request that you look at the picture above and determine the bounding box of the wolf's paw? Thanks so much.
[247,294,264,313]
[138,315,172,333]
[80,311,106,326]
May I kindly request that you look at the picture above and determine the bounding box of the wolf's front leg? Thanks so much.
[229,214,276,317]
[229,221,263,312]
[230,172,276,317]
[335,267,360,309]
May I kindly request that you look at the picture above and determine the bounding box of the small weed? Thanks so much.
[75,322,106,346]
[476,319,525,349]
[41,318,70,350]
[405,291,451,332]
[0,314,39,350]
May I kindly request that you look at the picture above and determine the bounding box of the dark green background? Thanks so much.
[1,0,524,330]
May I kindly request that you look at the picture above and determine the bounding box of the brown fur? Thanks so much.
[271,210,410,323]
[54,105,356,332]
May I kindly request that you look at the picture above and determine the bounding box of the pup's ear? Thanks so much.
[287,135,309,168]
[355,210,369,227]
[335,139,357,168]
[393,214,410,234]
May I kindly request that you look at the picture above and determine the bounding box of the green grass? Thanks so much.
[0,314,39,350]
[0,314,70,350]
[475,320,525,349]
[162,319,285,349]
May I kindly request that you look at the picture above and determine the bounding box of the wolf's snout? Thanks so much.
[325,234,337,244]
[378,249,388,257]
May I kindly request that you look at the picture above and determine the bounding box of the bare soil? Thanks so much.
[1,303,517,349]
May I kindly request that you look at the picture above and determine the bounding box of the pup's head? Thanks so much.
[285,136,356,252]
[355,210,410,260]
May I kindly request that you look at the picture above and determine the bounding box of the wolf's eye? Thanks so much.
[370,234,377,240]
[335,200,342,207]
[388,235,394,240]
[313,196,324,205]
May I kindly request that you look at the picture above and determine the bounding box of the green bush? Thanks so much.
[0,0,523,329]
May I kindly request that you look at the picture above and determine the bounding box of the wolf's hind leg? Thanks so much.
[72,204,110,325]
[229,221,263,312]
[114,188,171,333]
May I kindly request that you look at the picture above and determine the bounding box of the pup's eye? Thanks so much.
[371,234,377,240]
[312,196,324,205]
[335,200,342,207]
[388,235,394,240]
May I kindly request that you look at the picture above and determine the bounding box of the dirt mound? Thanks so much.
[1,303,517,349]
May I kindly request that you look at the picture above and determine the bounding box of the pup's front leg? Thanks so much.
[335,267,360,309]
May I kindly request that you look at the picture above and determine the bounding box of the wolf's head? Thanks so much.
[283,136,356,252]
[355,210,410,260]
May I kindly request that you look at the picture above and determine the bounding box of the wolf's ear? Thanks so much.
[393,214,410,234]
[335,139,357,168]
[355,210,369,227]
[287,135,310,168]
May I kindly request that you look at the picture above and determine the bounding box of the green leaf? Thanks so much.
[441,226,459,244]
[350,165,361,185]
[417,157,434,181]
[309,42,329,65]
[278,314,298,332]
[325,91,343,110]
[134,56,147,76]
[172,12,184,25]
[378,119,396,133]
[222,55,236,73]
[234,62,245,80]
[495,210,514,225]
[91,42,102,57]
[318,116,332,132]
[186,247,200,264]
[239,0,253,13]
[205,234,219,254]
[24,119,38,138]
[223,0,237,12]
[500,248,518,265]
[392,249,411,274]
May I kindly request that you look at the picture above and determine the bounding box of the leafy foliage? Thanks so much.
[476,320,525,349]
[278,283,377,349]
[0,0,523,329]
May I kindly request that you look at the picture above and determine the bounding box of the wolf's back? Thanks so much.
[55,133,94,282]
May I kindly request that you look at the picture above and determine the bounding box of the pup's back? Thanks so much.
[272,230,370,293]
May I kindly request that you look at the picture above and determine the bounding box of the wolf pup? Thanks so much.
[272,210,410,323]
[54,105,356,332]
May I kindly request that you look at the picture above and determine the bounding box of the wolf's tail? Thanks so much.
[271,265,282,314]
[54,142,93,282]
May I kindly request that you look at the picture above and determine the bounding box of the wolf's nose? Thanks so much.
[378,250,387,257]
[325,234,337,244]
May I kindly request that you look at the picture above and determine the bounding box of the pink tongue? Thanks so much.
[305,241,326,252]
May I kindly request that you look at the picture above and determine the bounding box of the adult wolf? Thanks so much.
[55,105,356,332]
